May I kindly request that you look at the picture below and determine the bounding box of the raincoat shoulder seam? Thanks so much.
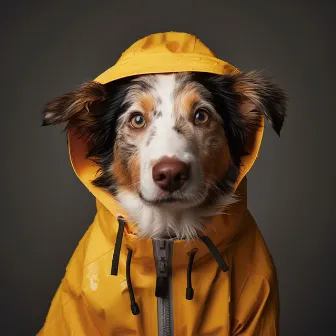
[237,220,258,301]
[41,279,103,335]
[233,273,273,333]
[83,247,114,268]
[236,269,252,306]
[39,281,72,333]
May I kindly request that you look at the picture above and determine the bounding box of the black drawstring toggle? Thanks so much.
[186,248,198,300]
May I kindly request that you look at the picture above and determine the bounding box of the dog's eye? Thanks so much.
[194,109,209,125]
[130,113,146,129]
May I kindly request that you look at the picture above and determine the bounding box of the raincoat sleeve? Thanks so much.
[231,273,279,336]
[37,226,101,336]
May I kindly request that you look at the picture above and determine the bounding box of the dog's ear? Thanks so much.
[231,71,288,136]
[42,81,107,132]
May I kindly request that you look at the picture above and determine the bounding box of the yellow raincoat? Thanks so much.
[38,32,279,335]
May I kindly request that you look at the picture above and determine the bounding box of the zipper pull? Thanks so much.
[155,240,170,298]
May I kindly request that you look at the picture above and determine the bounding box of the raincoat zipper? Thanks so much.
[153,239,174,336]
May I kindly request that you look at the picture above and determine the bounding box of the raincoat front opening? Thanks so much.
[38,32,279,336]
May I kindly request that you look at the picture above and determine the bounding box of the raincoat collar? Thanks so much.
[91,178,248,268]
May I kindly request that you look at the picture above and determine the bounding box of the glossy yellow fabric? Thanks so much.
[38,32,279,335]
[94,31,239,85]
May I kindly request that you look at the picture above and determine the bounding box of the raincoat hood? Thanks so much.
[39,32,278,336]
[68,31,264,238]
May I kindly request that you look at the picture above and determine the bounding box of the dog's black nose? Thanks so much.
[152,158,190,192]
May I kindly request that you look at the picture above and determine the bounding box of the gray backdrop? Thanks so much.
[1,0,335,335]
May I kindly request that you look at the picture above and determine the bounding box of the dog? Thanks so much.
[39,32,287,336]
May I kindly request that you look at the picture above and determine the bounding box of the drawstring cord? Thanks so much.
[185,235,230,300]
[111,217,229,310]
[186,248,198,300]
[111,216,140,315]
[199,235,230,272]
[111,216,125,276]
[126,249,140,315]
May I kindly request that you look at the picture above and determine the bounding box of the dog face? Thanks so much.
[114,74,230,208]
[43,71,287,238]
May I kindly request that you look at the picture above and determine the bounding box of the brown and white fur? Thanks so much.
[42,72,287,239]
